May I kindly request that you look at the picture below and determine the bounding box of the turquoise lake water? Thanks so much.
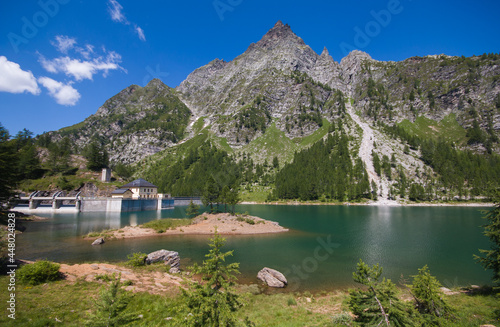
[16,205,492,292]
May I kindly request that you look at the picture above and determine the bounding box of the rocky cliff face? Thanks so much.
[49,79,191,164]
[48,21,500,165]
[177,21,347,143]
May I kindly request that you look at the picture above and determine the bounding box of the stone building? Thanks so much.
[120,178,159,199]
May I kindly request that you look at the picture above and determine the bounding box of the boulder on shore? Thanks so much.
[146,249,180,273]
[257,267,287,288]
[92,238,105,245]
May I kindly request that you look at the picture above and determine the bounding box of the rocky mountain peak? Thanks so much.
[340,50,374,90]
[340,50,372,66]
[146,78,168,89]
[255,20,305,50]
[320,47,330,57]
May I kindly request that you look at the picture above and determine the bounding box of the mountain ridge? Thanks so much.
[46,21,499,190]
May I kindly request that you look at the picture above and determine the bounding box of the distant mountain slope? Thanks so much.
[49,79,191,164]
[177,21,499,153]
[343,53,500,150]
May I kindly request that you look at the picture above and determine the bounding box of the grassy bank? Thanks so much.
[0,273,498,326]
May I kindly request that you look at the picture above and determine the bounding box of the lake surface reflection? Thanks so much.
[17,205,492,291]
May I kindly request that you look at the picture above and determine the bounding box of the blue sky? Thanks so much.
[1,0,499,136]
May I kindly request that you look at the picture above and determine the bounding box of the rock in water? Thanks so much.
[146,249,180,273]
[257,267,287,288]
[92,238,105,245]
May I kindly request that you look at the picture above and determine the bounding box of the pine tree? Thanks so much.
[182,229,244,326]
[225,187,240,215]
[202,176,220,213]
[84,141,109,171]
[349,260,413,327]
[85,274,137,327]
[371,181,378,201]
[372,151,381,177]
[0,124,16,202]
[474,198,500,289]
[410,265,452,318]
[186,200,200,218]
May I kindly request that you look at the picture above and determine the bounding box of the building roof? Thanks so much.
[111,188,132,194]
[121,178,158,189]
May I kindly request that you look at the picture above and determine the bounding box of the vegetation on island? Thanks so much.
[140,218,193,233]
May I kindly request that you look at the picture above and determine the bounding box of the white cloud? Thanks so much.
[107,0,146,41]
[51,35,77,54]
[108,0,127,23]
[38,77,80,106]
[0,56,40,95]
[135,25,146,41]
[75,44,95,59]
[39,51,123,81]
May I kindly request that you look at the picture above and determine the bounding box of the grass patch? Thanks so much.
[141,218,192,233]
[0,274,498,326]
[84,229,115,239]
[398,113,467,144]
[297,119,331,148]
[191,116,206,134]
[210,134,233,153]
[239,123,298,165]
[240,185,272,202]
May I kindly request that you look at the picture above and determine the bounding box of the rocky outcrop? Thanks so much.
[91,238,105,245]
[176,20,346,144]
[257,267,287,288]
[48,79,191,164]
[145,250,181,273]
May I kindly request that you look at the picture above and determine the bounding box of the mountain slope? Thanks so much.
[177,21,347,144]
[49,79,191,164]
[40,21,500,203]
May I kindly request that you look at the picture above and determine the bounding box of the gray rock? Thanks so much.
[257,267,287,288]
[169,267,181,274]
[92,238,105,245]
[146,249,180,272]
[440,287,459,295]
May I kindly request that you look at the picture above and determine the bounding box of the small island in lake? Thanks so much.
[87,213,289,241]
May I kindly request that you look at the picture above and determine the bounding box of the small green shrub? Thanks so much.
[245,218,255,225]
[236,216,255,225]
[95,273,115,282]
[126,252,147,267]
[17,260,61,285]
[141,218,192,232]
[122,280,133,286]
[287,297,297,306]
[332,312,354,326]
